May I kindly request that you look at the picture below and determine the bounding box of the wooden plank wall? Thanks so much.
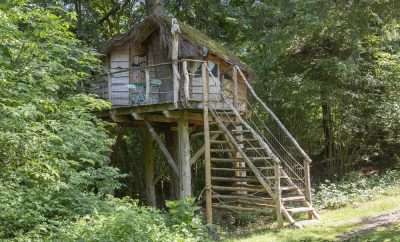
[110,46,130,106]
[188,60,247,111]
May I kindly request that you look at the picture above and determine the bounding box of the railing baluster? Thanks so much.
[145,68,150,103]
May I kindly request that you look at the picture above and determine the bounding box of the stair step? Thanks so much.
[212,167,250,172]
[209,130,224,134]
[244,147,264,151]
[210,140,229,144]
[231,129,252,133]
[279,186,298,191]
[213,204,271,213]
[264,175,289,180]
[249,157,272,161]
[211,158,242,162]
[286,207,314,214]
[212,176,258,182]
[210,149,235,153]
[213,194,273,203]
[212,185,264,193]
[242,139,258,142]
[258,166,274,170]
[282,196,306,202]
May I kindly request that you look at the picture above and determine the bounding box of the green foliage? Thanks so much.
[165,198,207,239]
[168,0,400,175]
[44,197,209,242]
[0,3,208,241]
[0,3,118,239]
[314,170,400,209]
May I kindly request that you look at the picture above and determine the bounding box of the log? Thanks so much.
[202,62,212,224]
[177,112,191,198]
[144,121,179,176]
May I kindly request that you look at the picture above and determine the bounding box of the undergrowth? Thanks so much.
[313,170,400,209]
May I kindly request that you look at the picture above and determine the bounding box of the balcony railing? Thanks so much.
[91,59,245,112]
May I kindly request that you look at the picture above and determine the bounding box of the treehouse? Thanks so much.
[93,15,319,228]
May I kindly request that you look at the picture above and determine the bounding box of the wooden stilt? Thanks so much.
[143,128,156,206]
[274,163,283,227]
[177,112,191,198]
[304,159,313,219]
[202,62,213,224]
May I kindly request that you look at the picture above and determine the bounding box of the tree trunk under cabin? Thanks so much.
[177,112,191,198]
[143,128,157,206]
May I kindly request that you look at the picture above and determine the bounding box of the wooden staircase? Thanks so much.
[203,66,319,228]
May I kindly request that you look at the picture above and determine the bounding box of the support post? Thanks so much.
[233,66,238,109]
[274,162,283,227]
[145,68,150,103]
[202,62,212,224]
[304,159,313,219]
[177,112,191,198]
[143,128,156,206]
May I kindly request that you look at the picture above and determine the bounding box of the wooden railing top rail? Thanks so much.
[235,66,312,163]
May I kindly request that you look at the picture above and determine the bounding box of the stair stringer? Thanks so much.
[210,108,319,228]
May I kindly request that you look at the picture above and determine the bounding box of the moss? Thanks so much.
[103,15,243,66]
[179,22,237,61]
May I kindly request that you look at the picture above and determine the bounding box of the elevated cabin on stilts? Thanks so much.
[92,15,319,228]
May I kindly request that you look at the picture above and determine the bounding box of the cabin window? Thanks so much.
[208,61,219,78]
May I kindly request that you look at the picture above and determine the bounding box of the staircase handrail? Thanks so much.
[235,66,312,164]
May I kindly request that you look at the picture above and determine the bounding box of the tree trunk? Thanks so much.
[143,128,156,206]
[320,86,335,161]
[145,0,165,16]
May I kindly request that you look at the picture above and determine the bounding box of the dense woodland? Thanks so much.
[1,0,400,241]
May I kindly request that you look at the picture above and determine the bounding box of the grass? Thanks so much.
[226,187,400,242]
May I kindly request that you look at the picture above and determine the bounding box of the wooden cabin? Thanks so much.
[95,15,249,111]
[93,15,319,228]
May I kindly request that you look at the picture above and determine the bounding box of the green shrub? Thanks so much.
[38,197,209,242]
[314,170,400,209]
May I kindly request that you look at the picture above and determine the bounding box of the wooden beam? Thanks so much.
[131,112,143,120]
[190,133,221,166]
[177,112,191,198]
[144,121,179,176]
[202,62,212,224]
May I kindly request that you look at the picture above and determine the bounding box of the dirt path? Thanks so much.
[337,209,400,241]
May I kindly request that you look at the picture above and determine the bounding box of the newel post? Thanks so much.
[171,18,180,106]
[274,162,283,227]
[304,158,313,218]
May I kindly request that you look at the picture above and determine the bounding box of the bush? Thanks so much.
[37,198,209,242]
[314,170,400,209]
